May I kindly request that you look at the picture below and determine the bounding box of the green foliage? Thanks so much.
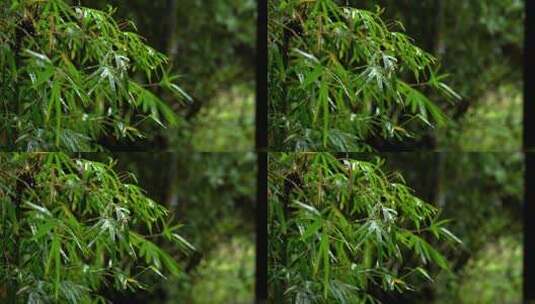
[358,0,523,150]
[0,153,191,303]
[381,152,523,303]
[0,0,187,151]
[90,0,257,151]
[268,153,459,303]
[269,0,459,151]
[108,152,256,303]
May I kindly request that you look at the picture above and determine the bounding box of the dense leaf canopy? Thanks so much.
[268,153,460,303]
[0,0,188,152]
[0,153,192,303]
[269,0,460,151]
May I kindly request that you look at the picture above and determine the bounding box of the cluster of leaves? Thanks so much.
[0,0,189,152]
[89,0,257,151]
[116,152,257,250]
[358,0,523,150]
[0,153,193,303]
[268,153,460,303]
[268,0,460,151]
[380,152,523,302]
[105,152,257,303]
[387,152,523,250]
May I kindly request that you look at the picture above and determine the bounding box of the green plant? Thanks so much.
[87,0,257,151]
[0,153,193,303]
[268,153,461,303]
[357,0,523,150]
[101,152,257,303]
[269,0,460,151]
[0,0,189,151]
[378,152,523,303]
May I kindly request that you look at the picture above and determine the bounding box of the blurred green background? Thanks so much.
[86,152,257,303]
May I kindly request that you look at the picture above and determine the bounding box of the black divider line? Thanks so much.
[525,155,535,302]
[256,152,268,303]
